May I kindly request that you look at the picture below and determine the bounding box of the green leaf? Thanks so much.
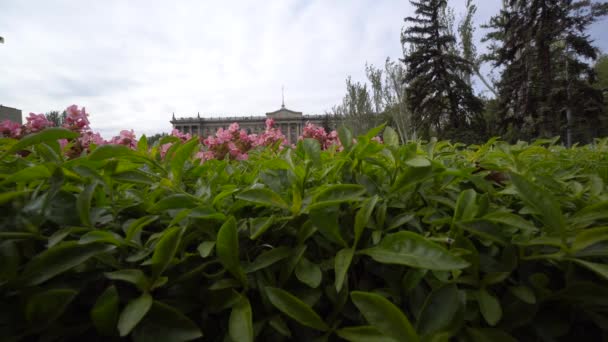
[2,128,78,156]
[132,301,203,342]
[236,188,289,210]
[571,258,608,281]
[151,226,183,279]
[197,241,215,258]
[303,138,321,165]
[295,257,322,288]
[351,291,419,342]
[336,326,398,342]
[508,286,536,304]
[354,196,379,247]
[309,206,347,246]
[26,288,77,326]
[245,246,290,273]
[137,135,148,152]
[79,230,124,246]
[89,144,141,161]
[453,189,477,222]
[21,242,114,286]
[113,170,157,185]
[311,184,366,209]
[416,284,462,336]
[510,173,566,236]
[478,289,502,326]
[91,286,120,335]
[125,215,159,243]
[572,226,608,252]
[406,156,431,168]
[149,194,198,212]
[217,217,247,286]
[76,182,97,227]
[265,287,329,331]
[383,126,399,147]
[0,190,32,205]
[229,295,253,342]
[105,269,150,292]
[118,292,153,337]
[359,231,469,271]
[481,212,538,234]
[170,138,198,183]
[338,125,354,150]
[1,165,51,184]
[335,248,354,292]
[249,216,275,240]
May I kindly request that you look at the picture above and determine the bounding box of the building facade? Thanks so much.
[0,105,22,124]
[170,104,340,145]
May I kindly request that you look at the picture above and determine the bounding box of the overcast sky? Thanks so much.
[1,1,607,138]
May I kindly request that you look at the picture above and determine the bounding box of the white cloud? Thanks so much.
[1,0,606,138]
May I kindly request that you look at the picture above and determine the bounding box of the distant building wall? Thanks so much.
[170,105,341,145]
[0,105,22,124]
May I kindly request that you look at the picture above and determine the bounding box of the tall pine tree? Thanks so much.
[402,0,483,139]
[484,0,608,143]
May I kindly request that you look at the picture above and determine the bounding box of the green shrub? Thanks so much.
[1,127,608,341]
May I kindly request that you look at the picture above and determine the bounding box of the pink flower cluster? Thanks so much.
[65,105,90,131]
[108,130,137,149]
[0,120,23,138]
[202,122,253,161]
[300,122,343,150]
[198,119,288,161]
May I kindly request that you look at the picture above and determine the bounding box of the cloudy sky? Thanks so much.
[1,1,607,138]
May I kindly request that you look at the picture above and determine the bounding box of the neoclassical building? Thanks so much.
[170,102,340,144]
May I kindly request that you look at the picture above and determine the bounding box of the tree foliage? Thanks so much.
[483,0,608,143]
[402,0,484,139]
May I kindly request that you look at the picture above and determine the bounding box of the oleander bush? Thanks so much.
[1,124,608,342]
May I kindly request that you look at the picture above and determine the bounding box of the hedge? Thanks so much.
[1,126,608,341]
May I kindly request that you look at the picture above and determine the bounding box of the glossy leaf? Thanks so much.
[354,195,379,246]
[236,188,289,210]
[151,226,183,279]
[478,289,502,326]
[118,292,153,337]
[359,231,469,271]
[217,217,247,286]
[77,182,98,227]
[265,287,329,331]
[105,269,150,292]
[91,286,120,335]
[20,242,115,286]
[132,301,203,341]
[351,291,419,342]
[295,257,322,288]
[2,128,78,156]
[335,248,354,292]
[417,284,462,336]
[26,288,77,325]
[229,295,253,342]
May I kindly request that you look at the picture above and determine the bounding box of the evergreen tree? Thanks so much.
[402,0,483,139]
[484,0,608,143]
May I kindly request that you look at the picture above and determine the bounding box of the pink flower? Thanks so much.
[371,136,383,144]
[79,131,106,149]
[25,113,53,132]
[171,129,192,141]
[265,118,275,129]
[109,129,137,149]
[160,143,173,158]
[64,105,90,131]
[0,120,23,138]
[228,122,240,133]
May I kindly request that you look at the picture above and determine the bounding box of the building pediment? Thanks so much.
[265,107,303,119]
